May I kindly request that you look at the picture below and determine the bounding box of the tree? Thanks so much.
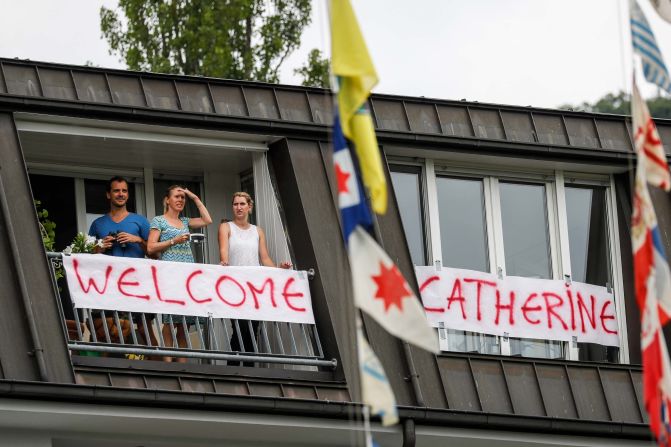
[294,49,330,88]
[100,0,312,83]
[560,90,671,119]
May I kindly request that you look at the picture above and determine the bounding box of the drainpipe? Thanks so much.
[402,418,416,447]
[0,174,49,381]
[402,342,426,406]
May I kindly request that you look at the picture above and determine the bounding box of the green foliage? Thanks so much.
[560,91,671,119]
[35,200,56,252]
[294,48,330,88]
[647,96,671,119]
[34,200,62,280]
[100,0,312,83]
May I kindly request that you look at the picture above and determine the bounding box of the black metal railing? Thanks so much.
[47,252,336,368]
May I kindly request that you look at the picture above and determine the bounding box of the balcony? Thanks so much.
[48,252,336,371]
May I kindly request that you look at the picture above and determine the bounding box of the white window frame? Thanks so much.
[400,159,627,363]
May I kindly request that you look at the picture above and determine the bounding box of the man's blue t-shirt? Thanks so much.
[88,213,150,258]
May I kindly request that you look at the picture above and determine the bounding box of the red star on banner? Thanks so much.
[335,163,351,194]
[372,262,412,312]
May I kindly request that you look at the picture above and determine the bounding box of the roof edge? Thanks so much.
[0,379,651,440]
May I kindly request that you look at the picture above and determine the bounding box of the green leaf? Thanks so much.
[100,0,312,82]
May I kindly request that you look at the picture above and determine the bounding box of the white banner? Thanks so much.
[416,266,619,347]
[63,254,315,324]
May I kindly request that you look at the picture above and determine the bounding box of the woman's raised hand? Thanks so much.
[181,187,198,201]
[279,261,293,269]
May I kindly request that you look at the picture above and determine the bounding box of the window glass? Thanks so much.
[445,329,501,355]
[436,177,488,272]
[510,338,563,359]
[565,184,618,362]
[500,182,561,359]
[565,186,611,286]
[499,182,552,279]
[436,177,496,353]
[390,169,426,265]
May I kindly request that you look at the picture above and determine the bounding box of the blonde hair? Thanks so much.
[232,191,254,207]
[163,184,184,214]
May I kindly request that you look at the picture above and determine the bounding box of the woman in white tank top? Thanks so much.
[218,192,291,366]
[218,192,291,269]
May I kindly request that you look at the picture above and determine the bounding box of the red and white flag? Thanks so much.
[633,81,671,192]
[349,227,439,353]
[632,77,671,445]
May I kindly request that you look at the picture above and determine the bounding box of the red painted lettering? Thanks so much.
[543,292,568,330]
[446,279,466,319]
[576,292,596,333]
[73,259,112,294]
[565,284,576,331]
[420,275,444,313]
[186,270,212,304]
[495,290,515,325]
[599,299,618,335]
[215,275,246,307]
[282,277,306,312]
[463,278,497,321]
[521,293,541,325]
[419,275,439,293]
[150,266,185,305]
[247,278,276,310]
[117,267,149,300]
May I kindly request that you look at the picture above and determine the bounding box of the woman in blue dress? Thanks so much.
[148,185,212,362]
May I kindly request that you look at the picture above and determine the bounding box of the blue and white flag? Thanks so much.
[333,109,438,353]
[631,0,671,93]
[333,109,373,242]
[357,316,398,426]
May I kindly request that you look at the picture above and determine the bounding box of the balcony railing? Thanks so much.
[47,252,336,369]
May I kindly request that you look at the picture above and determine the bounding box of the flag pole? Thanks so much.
[325,2,379,444]
[365,156,428,408]
[330,0,438,436]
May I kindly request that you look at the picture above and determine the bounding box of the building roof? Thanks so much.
[0,57,656,442]
[0,57,665,161]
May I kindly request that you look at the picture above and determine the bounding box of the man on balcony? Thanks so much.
[89,176,149,257]
[88,176,156,352]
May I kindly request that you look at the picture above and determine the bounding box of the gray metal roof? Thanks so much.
[436,353,644,424]
[71,353,645,427]
[0,57,667,158]
[73,357,350,402]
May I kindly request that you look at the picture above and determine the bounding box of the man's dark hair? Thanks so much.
[107,176,129,192]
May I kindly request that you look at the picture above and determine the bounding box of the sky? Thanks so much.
[0,0,670,110]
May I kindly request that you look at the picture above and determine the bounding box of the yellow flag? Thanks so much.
[331,0,387,214]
